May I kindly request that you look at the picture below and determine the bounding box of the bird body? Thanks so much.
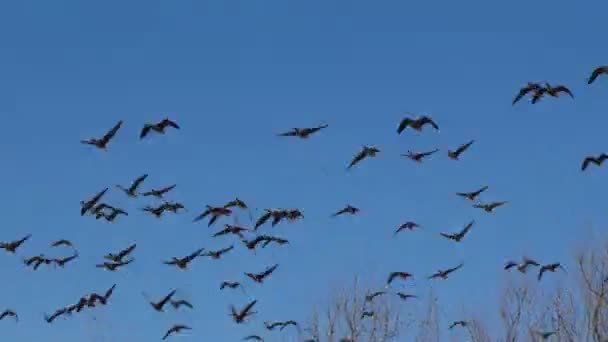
[456,186,488,201]
[402,149,439,163]
[278,124,328,138]
[140,118,180,139]
[440,220,475,242]
[80,120,123,150]
[429,263,463,280]
[397,115,439,134]
[473,201,507,213]
[116,174,148,197]
[347,145,380,170]
[332,205,359,217]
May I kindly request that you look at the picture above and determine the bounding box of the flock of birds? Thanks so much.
[1,65,608,341]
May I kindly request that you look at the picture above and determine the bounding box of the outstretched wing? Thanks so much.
[140,124,153,139]
[421,116,439,130]
[588,66,608,84]
[554,85,574,98]
[460,220,475,236]
[277,129,297,137]
[347,150,365,169]
[455,140,475,155]
[397,118,413,134]
[101,120,123,144]
[446,263,464,274]
[162,118,180,129]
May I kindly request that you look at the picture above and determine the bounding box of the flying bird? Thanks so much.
[52,252,79,267]
[224,198,248,210]
[245,264,279,283]
[163,248,204,269]
[213,224,249,239]
[473,201,508,213]
[148,289,177,312]
[429,263,463,280]
[440,220,475,242]
[448,320,468,329]
[397,115,439,134]
[532,83,574,103]
[193,205,232,226]
[394,222,420,236]
[347,145,380,170]
[402,149,439,163]
[116,174,148,198]
[447,140,475,160]
[581,153,608,171]
[243,335,264,341]
[220,281,242,290]
[0,234,31,253]
[203,245,234,260]
[512,82,542,105]
[534,330,557,340]
[277,124,328,138]
[44,308,68,324]
[100,207,128,223]
[23,254,53,270]
[0,309,18,322]
[80,120,123,150]
[396,293,417,301]
[140,184,176,198]
[331,205,359,217]
[140,118,180,139]
[456,186,488,201]
[230,300,257,324]
[365,291,386,302]
[104,243,137,263]
[50,239,75,250]
[588,65,608,85]
[538,263,566,281]
[170,299,193,310]
[162,324,191,340]
[80,188,109,216]
[387,272,413,285]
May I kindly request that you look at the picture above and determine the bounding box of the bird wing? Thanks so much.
[461,220,475,236]
[422,117,440,130]
[162,118,180,129]
[139,125,152,139]
[130,174,148,191]
[397,118,413,134]
[446,263,464,274]
[421,148,439,157]
[347,151,366,169]
[554,85,574,98]
[277,129,297,137]
[440,232,456,240]
[241,300,257,315]
[455,140,474,155]
[101,120,123,143]
[589,66,608,84]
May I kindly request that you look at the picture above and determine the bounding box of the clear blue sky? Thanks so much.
[1,0,607,341]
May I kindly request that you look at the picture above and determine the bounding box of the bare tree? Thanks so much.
[303,277,404,342]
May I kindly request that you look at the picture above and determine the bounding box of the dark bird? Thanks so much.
[0,309,18,322]
[140,118,180,140]
[473,201,508,213]
[142,204,169,218]
[50,239,75,250]
[535,331,557,340]
[101,207,128,223]
[581,153,608,171]
[0,234,31,253]
[448,140,475,160]
[429,263,464,280]
[440,220,475,242]
[397,115,439,134]
[513,257,541,273]
[230,300,257,324]
[387,272,413,285]
[264,321,284,331]
[278,320,298,331]
[588,65,608,85]
[532,82,574,103]
[277,124,328,138]
[220,281,242,290]
[361,311,375,319]
[394,222,420,236]
[512,82,541,105]
[162,324,191,340]
[396,293,417,301]
[449,320,468,329]
[331,205,359,217]
[163,201,186,213]
[538,262,566,281]
[365,291,386,302]
[44,308,68,323]
[224,198,248,210]
[104,243,137,263]
[347,145,380,170]
[402,149,439,163]
[203,245,234,259]
[254,209,274,230]
[531,87,548,104]
[504,261,518,271]
[80,120,123,150]
[149,289,177,312]
[170,299,193,310]
[193,205,232,226]
[244,335,264,341]
[163,248,204,270]
[103,284,117,303]
[53,252,79,267]
[24,254,52,270]
[80,188,109,216]
[261,236,289,248]
[116,174,148,198]
[140,184,176,198]
[456,186,488,201]
[245,264,279,283]
[213,224,249,239]
[96,259,133,271]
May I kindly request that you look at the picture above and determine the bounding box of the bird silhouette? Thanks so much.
[245,264,279,283]
[149,289,177,312]
[50,239,75,250]
[140,184,176,198]
[80,120,123,150]
[0,309,18,322]
[448,320,468,329]
[230,299,257,323]
[440,220,475,242]
[0,234,31,253]
[397,115,439,134]
[277,124,328,138]
[116,174,148,198]
[193,205,232,226]
[331,205,359,217]
[473,201,508,213]
[162,324,191,340]
[213,224,250,239]
[364,291,386,302]
[429,263,463,280]
[243,335,264,341]
[512,82,542,105]
[163,248,204,269]
[52,252,79,267]
[347,145,380,170]
[224,198,248,210]
[170,299,193,310]
[203,245,234,260]
[447,140,475,160]
[581,153,608,171]
[456,186,488,201]
[396,293,417,301]
[402,148,439,163]
[80,188,109,216]
[387,272,413,285]
[96,259,133,271]
[44,308,68,324]
[140,118,180,139]
[538,262,566,281]
[394,222,420,236]
[220,281,242,290]
[588,65,608,85]
[104,243,137,263]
